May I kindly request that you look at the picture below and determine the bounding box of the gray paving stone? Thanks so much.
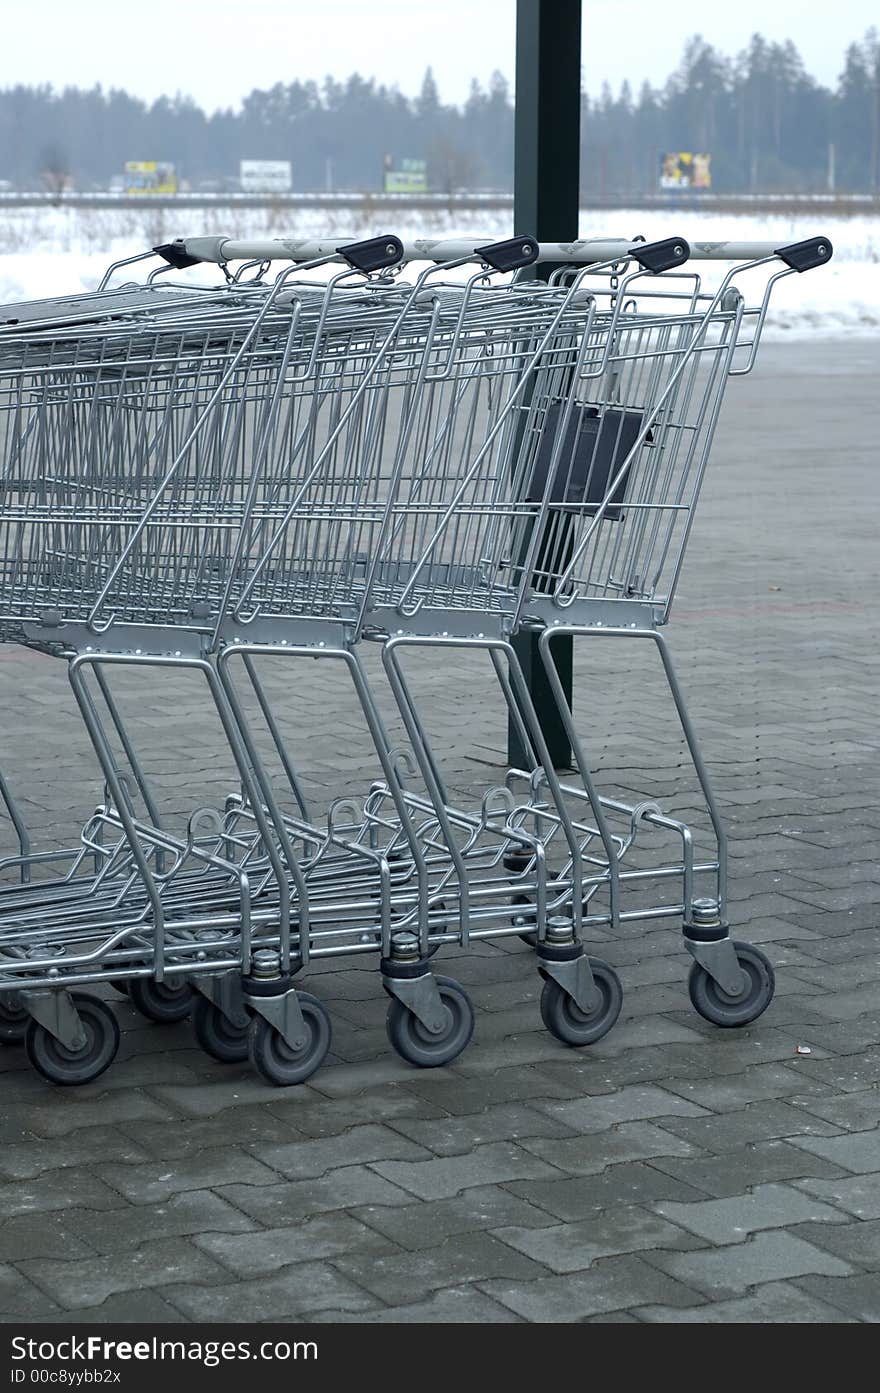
[334,1231,545,1305]
[219,1165,416,1223]
[791,1217,880,1268]
[63,1190,256,1254]
[195,1214,394,1276]
[659,1062,831,1110]
[518,1121,699,1175]
[795,1172,880,1220]
[97,1148,281,1202]
[264,1086,447,1139]
[0,1170,126,1219]
[255,1123,430,1179]
[163,1262,378,1320]
[310,1284,520,1323]
[384,1102,577,1157]
[304,1057,426,1098]
[0,1126,151,1181]
[791,1128,880,1174]
[452,1033,596,1075]
[148,1078,325,1118]
[787,1089,880,1133]
[590,1015,708,1054]
[369,1142,561,1200]
[2,1089,175,1139]
[480,1253,703,1321]
[794,1273,880,1322]
[648,1231,855,1297]
[399,1064,581,1114]
[657,1099,843,1154]
[648,1139,849,1198]
[0,1211,96,1264]
[26,1290,189,1324]
[533,1085,709,1133]
[0,1263,61,1318]
[654,1183,848,1243]
[803,1050,880,1094]
[494,1205,699,1273]
[19,1238,227,1310]
[638,1280,857,1323]
[507,1163,707,1220]
[353,1186,553,1249]
[120,1107,304,1159]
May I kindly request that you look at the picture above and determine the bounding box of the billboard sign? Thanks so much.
[659,152,711,190]
[240,160,292,193]
[124,161,177,195]
[383,156,428,194]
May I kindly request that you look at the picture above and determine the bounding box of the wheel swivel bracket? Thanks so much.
[537,950,598,1014]
[19,988,88,1052]
[243,985,308,1052]
[684,938,748,997]
[382,971,450,1035]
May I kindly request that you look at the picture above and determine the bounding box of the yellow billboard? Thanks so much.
[124,161,178,195]
[659,152,711,190]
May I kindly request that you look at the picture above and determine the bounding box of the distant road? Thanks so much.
[1,191,877,215]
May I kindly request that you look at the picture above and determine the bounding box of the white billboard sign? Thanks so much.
[240,160,292,193]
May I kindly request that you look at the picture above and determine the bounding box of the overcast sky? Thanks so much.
[2,0,876,110]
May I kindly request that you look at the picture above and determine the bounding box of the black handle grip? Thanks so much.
[154,240,204,270]
[336,235,403,272]
[629,237,690,273]
[475,236,540,272]
[774,237,833,272]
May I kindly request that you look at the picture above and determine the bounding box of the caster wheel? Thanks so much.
[248,992,331,1087]
[191,995,250,1063]
[0,993,28,1045]
[386,975,474,1068]
[540,959,622,1046]
[688,941,775,1027]
[128,977,193,1024]
[24,994,120,1086]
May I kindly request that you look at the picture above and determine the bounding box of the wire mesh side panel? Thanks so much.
[0,290,408,634]
[518,303,740,622]
[221,287,568,628]
[354,294,741,629]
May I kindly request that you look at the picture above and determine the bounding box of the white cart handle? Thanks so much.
[154,233,831,270]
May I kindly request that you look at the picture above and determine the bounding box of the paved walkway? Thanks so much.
[1,339,879,1323]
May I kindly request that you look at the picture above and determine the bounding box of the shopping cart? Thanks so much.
[0,230,832,1086]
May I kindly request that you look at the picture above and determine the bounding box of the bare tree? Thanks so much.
[39,143,71,203]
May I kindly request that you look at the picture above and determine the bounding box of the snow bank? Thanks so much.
[0,203,877,335]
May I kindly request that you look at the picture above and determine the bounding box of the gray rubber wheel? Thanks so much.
[540,959,623,1046]
[24,993,120,1086]
[0,992,28,1045]
[128,976,193,1024]
[688,941,775,1027]
[248,992,331,1087]
[191,995,250,1063]
[386,975,474,1067]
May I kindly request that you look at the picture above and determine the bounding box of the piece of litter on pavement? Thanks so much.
[796,1044,812,1055]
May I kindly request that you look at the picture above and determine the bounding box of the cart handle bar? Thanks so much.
[153,233,831,270]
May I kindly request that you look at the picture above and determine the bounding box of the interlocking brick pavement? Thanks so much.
[0,339,878,1323]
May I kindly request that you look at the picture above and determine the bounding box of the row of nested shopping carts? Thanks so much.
[0,228,832,1087]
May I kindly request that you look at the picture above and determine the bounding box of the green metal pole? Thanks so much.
[509,0,581,769]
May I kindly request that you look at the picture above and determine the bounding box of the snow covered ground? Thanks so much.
[0,203,877,335]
